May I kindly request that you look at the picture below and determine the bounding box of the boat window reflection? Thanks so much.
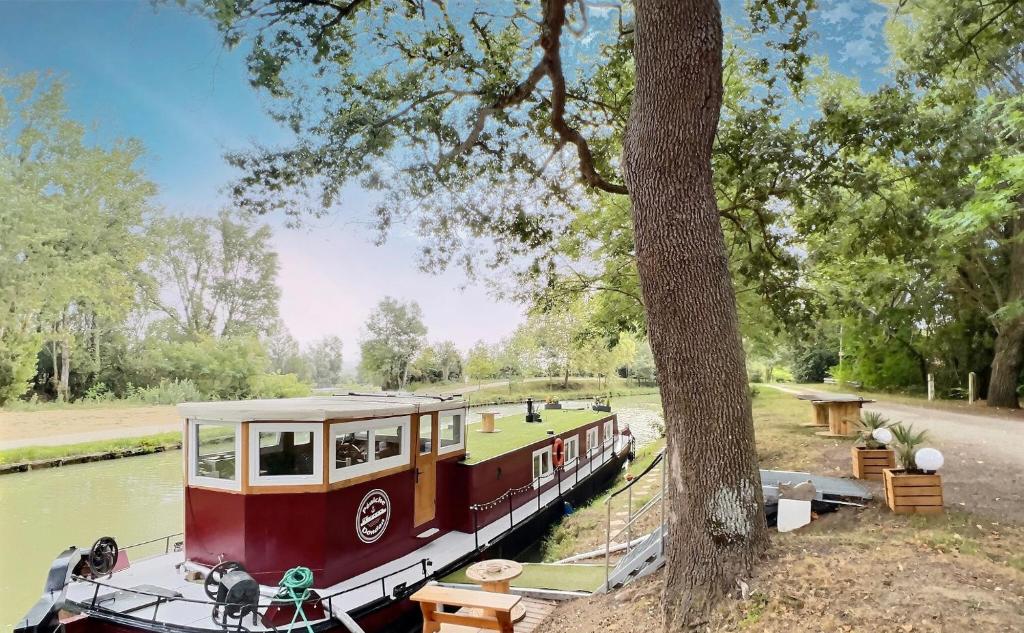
[419,420,432,454]
[195,423,236,481]
[374,426,403,461]
[258,431,315,476]
[439,413,462,449]
[336,430,370,469]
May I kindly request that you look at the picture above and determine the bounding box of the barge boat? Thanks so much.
[16,394,632,633]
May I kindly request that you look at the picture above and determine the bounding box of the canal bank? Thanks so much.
[0,395,664,629]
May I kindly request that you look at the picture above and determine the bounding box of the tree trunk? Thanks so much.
[563,364,569,388]
[58,338,71,402]
[623,0,767,629]
[987,209,1024,409]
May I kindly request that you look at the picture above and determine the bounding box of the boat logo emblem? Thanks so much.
[356,488,391,544]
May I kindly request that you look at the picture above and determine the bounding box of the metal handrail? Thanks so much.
[72,557,431,625]
[121,533,183,554]
[604,447,667,591]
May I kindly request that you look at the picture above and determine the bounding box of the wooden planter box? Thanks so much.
[851,446,896,481]
[883,468,944,514]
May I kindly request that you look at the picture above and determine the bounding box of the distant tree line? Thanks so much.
[0,72,344,405]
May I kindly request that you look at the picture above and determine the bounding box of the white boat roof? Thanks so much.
[177,393,467,423]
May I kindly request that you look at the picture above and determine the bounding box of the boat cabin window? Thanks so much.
[418,419,432,454]
[331,416,411,483]
[603,420,614,445]
[249,423,324,486]
[532,446,553,482]
[437,408,467,455]
[563,436,579,469]
[188,421,241,491]
[586,427,599,455]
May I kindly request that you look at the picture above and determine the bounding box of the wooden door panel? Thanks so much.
[413,413,437,527]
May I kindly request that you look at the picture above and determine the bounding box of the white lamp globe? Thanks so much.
[915,447,944,472]
[872,427,894,445]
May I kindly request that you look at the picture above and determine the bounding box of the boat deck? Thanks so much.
[61,435,630,632]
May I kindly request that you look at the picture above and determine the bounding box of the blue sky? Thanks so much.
[0,0,891,356]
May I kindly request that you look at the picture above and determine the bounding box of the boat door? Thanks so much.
[413,413,437,527]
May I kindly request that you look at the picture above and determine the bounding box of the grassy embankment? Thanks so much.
[416,377,658,405]
[0,432,182,467]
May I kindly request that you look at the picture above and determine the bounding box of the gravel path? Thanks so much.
[766,384,1024,522]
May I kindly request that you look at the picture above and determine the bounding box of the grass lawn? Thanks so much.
[464,409,609,464]
[0,431,183,466]
[442,562,607,592]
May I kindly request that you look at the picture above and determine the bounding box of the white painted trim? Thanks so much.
[188,419,242,491]
[248,422,324,486]
[330,416,411,483]
[532,445,553,483]
[562,435,580,471]
[586,427,599,454]
[437,408,467,456]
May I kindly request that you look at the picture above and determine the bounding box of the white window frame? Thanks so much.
[437,408,467,456]
[586,427,599,456]
[188,419,242,492]
[603,420,614,446]
[532,445,553,483]
[330,416,411,483]
[249,422,324,487]
[562,436,579,471]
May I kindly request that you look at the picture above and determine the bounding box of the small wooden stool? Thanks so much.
[478,412,499,433]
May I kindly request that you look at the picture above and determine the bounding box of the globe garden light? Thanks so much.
[872,427,894,446]
[915,447,944,472]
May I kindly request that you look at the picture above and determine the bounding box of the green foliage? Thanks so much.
[856,411,891,449]
[791,346,838,383]
[247,373,311,399]
[358,297,427,390]
[138,336,269,399]
[129,379,204,405]
[890,423,930,471]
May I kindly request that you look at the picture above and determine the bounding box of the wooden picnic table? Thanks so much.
[793,393,875,437]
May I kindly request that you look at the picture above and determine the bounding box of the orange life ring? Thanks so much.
[552,437,565,468]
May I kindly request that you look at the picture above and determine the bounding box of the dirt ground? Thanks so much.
[537,388,1024,632]
[0,405,179,449]
[544,507,1024,632]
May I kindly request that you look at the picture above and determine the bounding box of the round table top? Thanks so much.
[465,559,523,583]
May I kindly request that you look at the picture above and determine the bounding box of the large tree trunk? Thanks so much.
[987,212,1023,408]
[623,0,767,629]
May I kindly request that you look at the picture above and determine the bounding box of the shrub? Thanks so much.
[890,423,929,471]
[131,379,205,405]
[791,347,838,383]
[855,411,891,448]
[247,373,312,399]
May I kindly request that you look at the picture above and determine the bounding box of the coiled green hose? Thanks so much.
[277,566,315,633]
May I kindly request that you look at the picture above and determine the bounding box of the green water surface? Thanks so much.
[0,451,184,630]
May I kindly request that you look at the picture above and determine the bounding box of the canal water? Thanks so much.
[0,396,662,629]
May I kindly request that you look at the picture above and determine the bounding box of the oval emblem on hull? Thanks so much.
[356,489,391,544]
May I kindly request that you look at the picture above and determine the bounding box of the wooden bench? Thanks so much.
[411,585,521,633]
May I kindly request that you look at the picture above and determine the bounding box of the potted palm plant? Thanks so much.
[882,423,944,514]
[850,412,896,481]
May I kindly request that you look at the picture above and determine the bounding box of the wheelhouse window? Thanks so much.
[586,427,599,456]
[249,423,323,486]
[532,446,553,482]
[418,418,433,454]
[563,436,580,469]
[189,421,241,491]
[437,408,466,455]
[603,420,614,445]
[331,416,411,483]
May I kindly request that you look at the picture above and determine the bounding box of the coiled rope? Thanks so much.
[277,566,315,633]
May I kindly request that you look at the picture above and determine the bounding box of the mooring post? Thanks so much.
[969,372,977,404]
[927,373,935,401]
